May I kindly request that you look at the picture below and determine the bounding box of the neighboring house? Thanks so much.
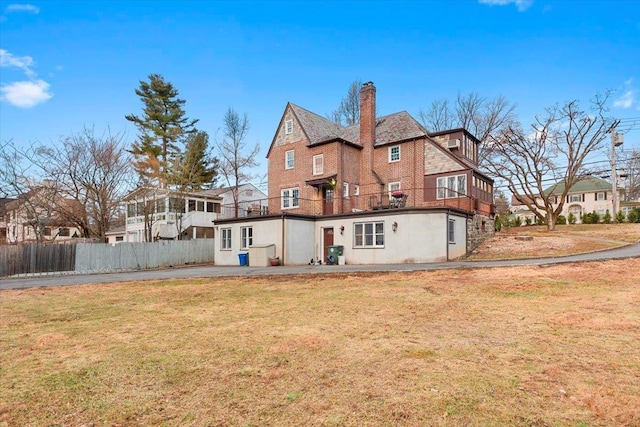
[201,183,268,218]
[0,198,16,244]
[105,225,126,245]
[3,190,81,244]
[512,176,625,224]
[123,187,223,242]
[213,82,495,266]
[621,200,640,219]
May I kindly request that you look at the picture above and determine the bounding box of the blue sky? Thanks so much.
[1,0,639,192]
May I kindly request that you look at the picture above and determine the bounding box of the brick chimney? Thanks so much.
[359,82,376,146]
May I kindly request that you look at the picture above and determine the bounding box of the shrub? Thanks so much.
[525,217,532,226]
[603,210,612,224]
[557,215,567,225]
[536,217,545,226]
[513,217,522,227]
[568,212,576,224]
[590,211,601,224]
[495,216,503,232]
[629,209,639,224]
[616,211,626,223]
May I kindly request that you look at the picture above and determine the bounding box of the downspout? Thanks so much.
[340,141,345,214]
[446,212,450,261]
[281,214,286,266]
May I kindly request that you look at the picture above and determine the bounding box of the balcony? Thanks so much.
[216,187,487,220]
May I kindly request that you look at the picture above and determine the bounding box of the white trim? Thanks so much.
[313,154,324,176]
[281,187,300,209]
[285,150,294,170]
[354,221,385,248]
[388,145,400,162]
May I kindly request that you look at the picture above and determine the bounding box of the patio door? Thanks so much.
[323,187,334,215]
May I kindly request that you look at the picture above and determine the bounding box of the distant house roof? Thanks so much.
[543,176,613,195]
[122,187,223,201]
[200,183,266,198]
[511,194,536,207]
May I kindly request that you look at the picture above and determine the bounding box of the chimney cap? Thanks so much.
[362,81,374,87]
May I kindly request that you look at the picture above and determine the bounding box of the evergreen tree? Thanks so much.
[125,74,198,185]
[169,131,219,191]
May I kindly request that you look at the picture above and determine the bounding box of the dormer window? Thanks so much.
[285,119,293,135]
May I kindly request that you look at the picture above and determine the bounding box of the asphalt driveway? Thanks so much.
[1,243,638,290]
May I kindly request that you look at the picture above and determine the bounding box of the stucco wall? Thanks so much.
[214,210,469,266]
[284,219,315,265]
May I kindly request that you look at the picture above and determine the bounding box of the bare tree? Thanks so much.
[329,79,362,126]
[217,108,259,216]
[3,129,134,242]
[418,92,517,164]
[484,94,614,231]
[0,140,56,243]
[494,191,511,218]
[418,99,456,132]
[620,148,640,201]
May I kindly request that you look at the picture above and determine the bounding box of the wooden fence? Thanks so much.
[0,243,76,277]
[0,240,216,277]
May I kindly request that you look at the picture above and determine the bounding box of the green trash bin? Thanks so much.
[327,245,344,264]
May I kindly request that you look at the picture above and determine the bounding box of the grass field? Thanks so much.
[1,257,639,426]
[466,223,640,261]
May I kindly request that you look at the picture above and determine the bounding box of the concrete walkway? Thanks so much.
[1,243,639,290]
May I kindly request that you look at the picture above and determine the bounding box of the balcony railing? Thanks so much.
[216,187,486,220]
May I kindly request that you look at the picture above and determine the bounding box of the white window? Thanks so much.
[285,150,294,170]
[343,182,349,198]
[466,137,475,162]
[389,181,401,194]
[569,194,582,203]
[596,192,606,201]
[448,218,456,243]
[281,187,299,209]
[353,185,360,196]
[285,119,293,135]
[221,228,232,250]
[354,221,384,248]
[313,154,324,175]
[240,226,253,249]
[389,145,400,162]
[437,175,467,199]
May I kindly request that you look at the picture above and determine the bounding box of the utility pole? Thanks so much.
[610,120,622,216]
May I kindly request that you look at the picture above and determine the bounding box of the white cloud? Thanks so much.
[0,79,53,108]
[613,78,636,109]
[0,49,54,107]
[478,0,534,12]
[0,49,35,77]
[4,4,40,14]
[614,91,635,109]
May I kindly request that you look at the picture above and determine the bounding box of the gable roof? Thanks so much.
[289,103,344,144]
[544,176,612,195]
[373,111,428,146]
[270,103,429,155]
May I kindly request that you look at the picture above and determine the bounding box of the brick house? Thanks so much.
[213,82,495,265]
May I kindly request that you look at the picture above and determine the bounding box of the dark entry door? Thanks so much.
[323,227,334,262]
[323,188,334,215]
